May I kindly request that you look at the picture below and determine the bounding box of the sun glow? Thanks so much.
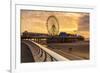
[21,10,89,39]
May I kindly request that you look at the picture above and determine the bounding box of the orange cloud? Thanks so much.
[21,10,89,39]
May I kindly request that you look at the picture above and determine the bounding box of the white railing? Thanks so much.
[30,40,69,61]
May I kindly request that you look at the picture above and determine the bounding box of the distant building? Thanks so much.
[47,32,85,43]
[21,31,85,43]
[59,32,68,37]
[21,31,49,39]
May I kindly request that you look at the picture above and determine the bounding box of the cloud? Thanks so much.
[21,10,79,33]
[78,14,89,31]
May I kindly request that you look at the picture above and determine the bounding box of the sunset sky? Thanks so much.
[20,10,89,39]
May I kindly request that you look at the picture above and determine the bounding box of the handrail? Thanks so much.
[30,40,69,61]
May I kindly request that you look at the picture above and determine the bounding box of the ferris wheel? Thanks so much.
[46,15,59,36]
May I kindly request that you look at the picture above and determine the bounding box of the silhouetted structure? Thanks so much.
[21,31,84,43]
[47,32,84,43]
